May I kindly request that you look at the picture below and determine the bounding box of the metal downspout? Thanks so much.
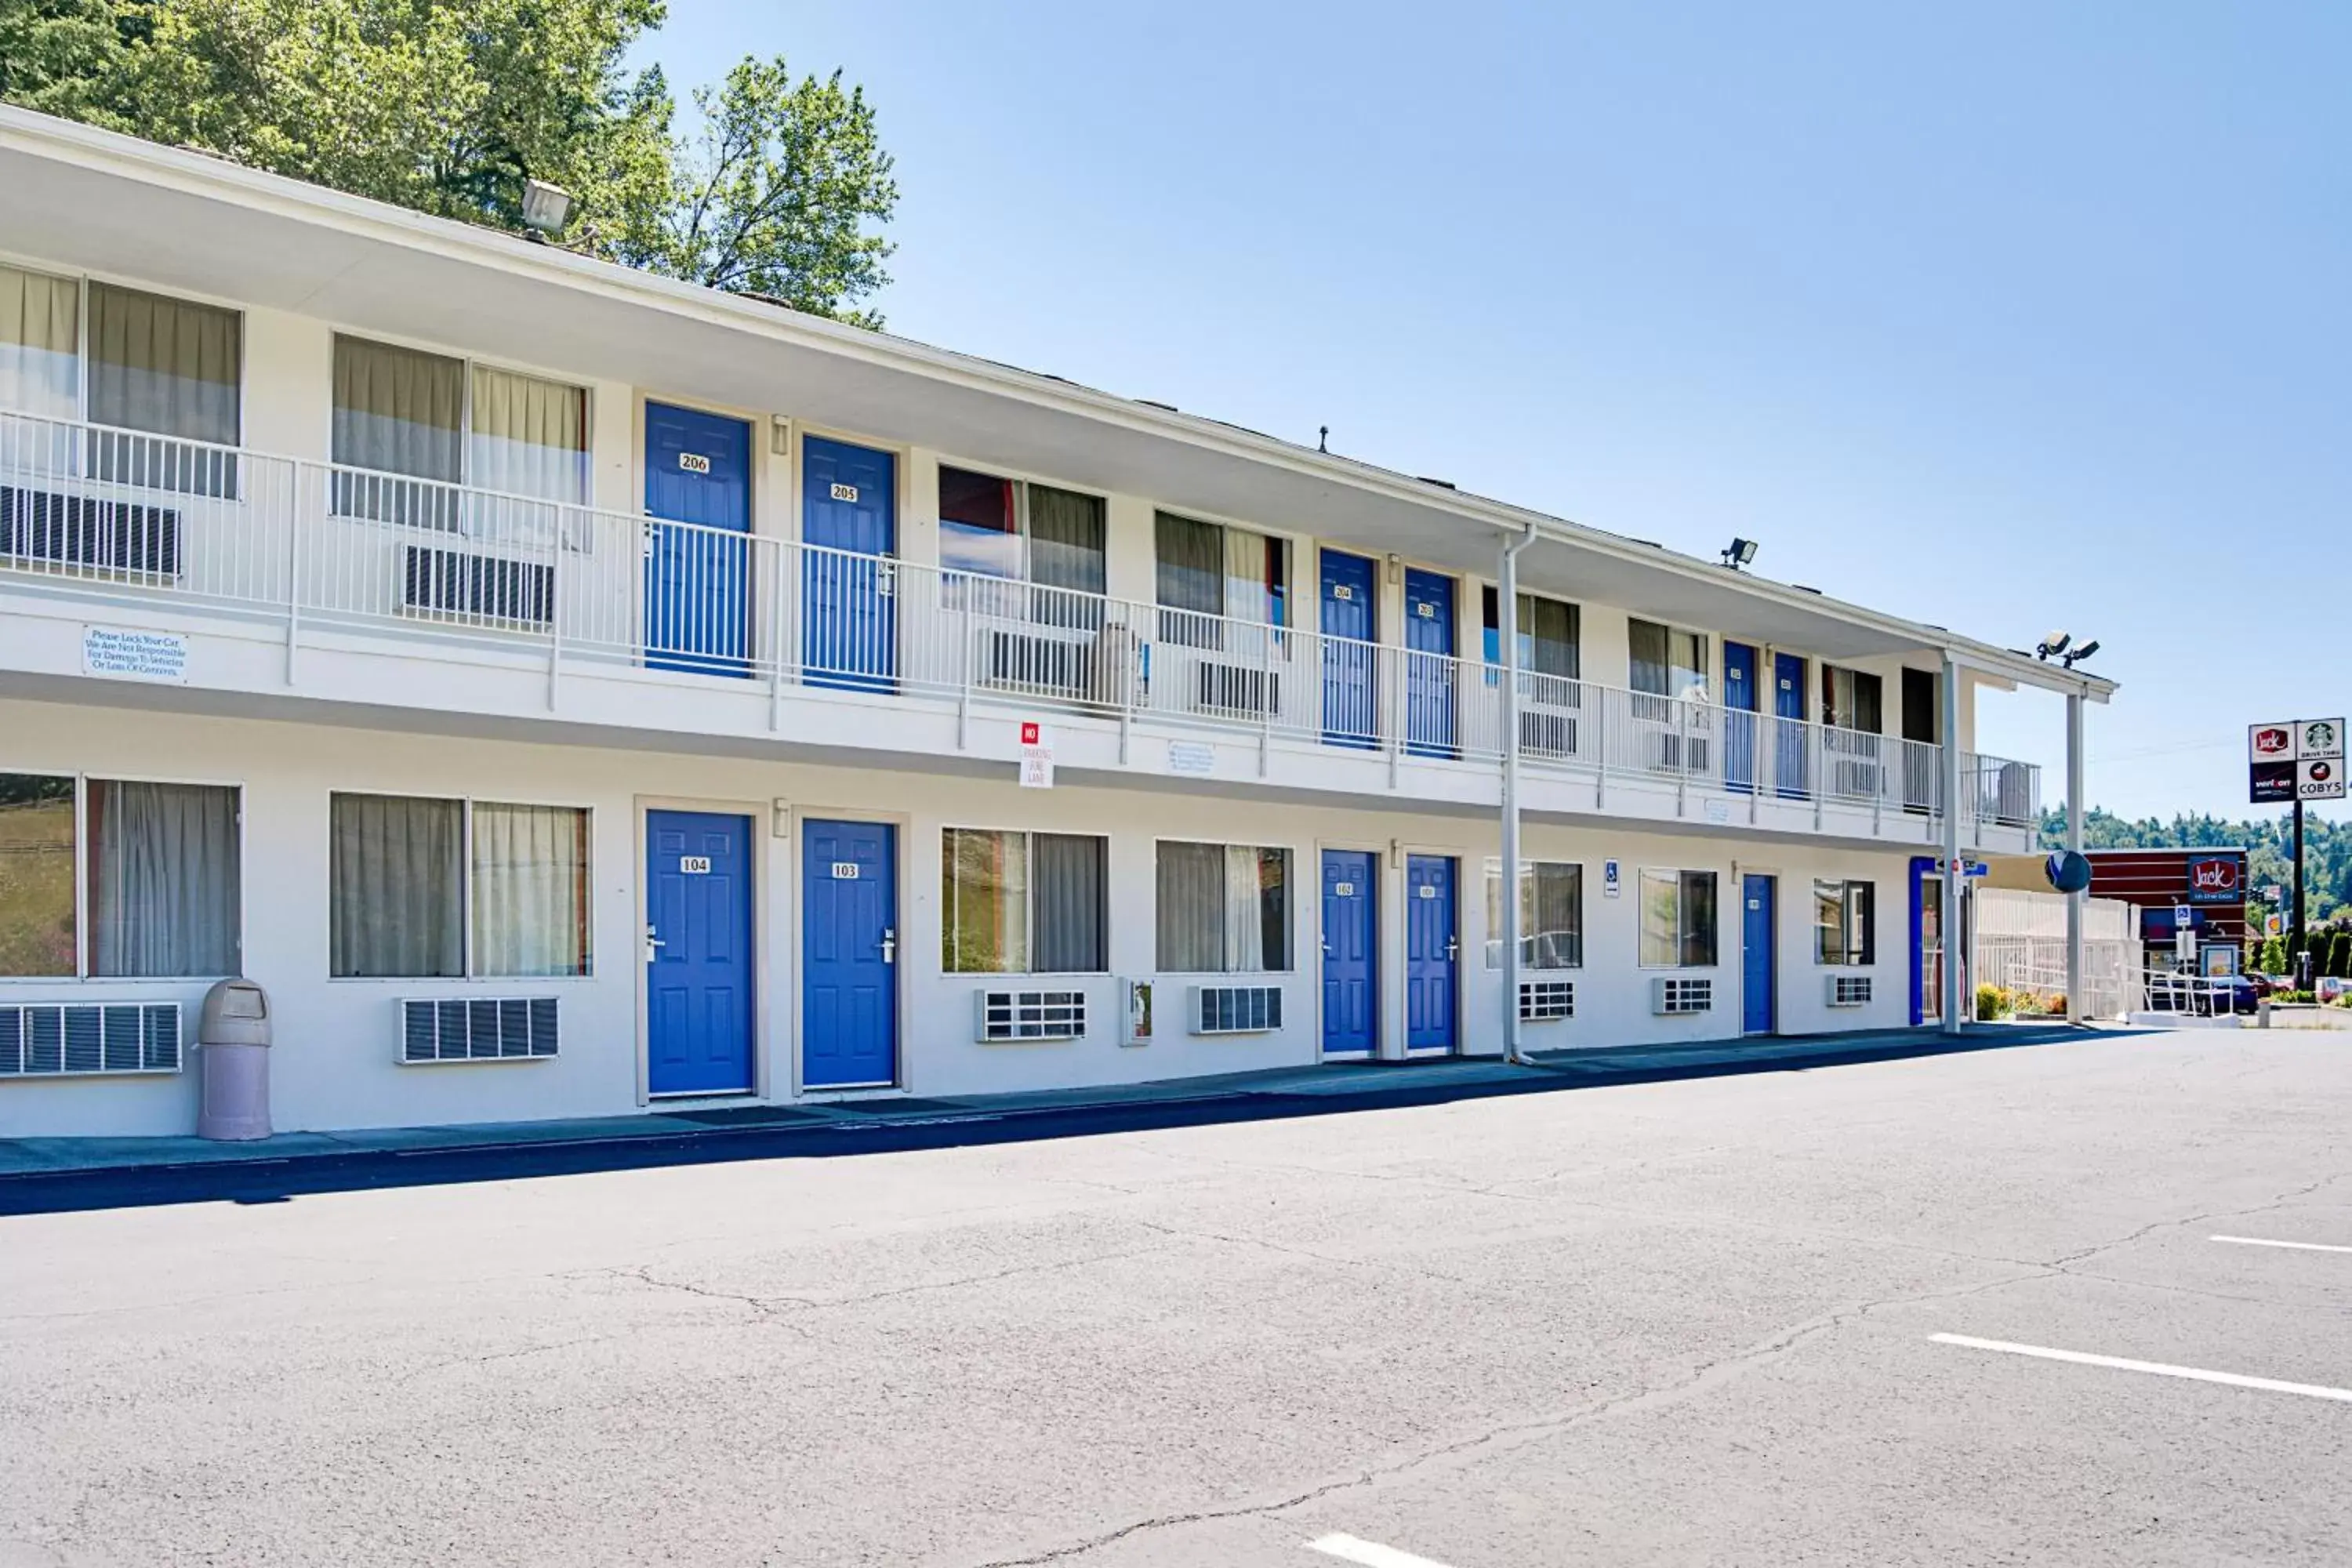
[1500,522,1539,1065]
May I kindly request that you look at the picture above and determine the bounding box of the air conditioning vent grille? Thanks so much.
[0,1002,180,1076]
[1190,984,1283,1035]
[399,996,559,1063]
[1519,981,1574,1022]
[1828,975,1873,1008]
[978,989,1088,1042]
[1653,977,1714,1015]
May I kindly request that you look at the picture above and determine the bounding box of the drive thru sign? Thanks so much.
[2249,719,2347,802]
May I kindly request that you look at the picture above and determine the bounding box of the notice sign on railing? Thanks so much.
[82,626,189,684]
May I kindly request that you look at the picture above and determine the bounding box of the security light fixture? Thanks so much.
[2035,630,2072,661]
[1721,538,1759,570]
[520,179,574,236]
[2061,639,2100,670]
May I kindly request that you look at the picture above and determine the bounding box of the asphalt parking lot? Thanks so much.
[2,1027,2347,1566]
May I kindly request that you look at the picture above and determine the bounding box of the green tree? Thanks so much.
[0,0,897,324]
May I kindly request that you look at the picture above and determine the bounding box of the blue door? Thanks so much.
[1723,641,1759,793]
[644,403,753,676]
[1319,549,1379,748]
[1741,873,1777,1035]
[1773,652,1809,797]
[802,818,898,1088]
[646,810,756,1094]
[1321,850,1378,1058]
[1405,854,1457,1054]
[1403,568,1457,757]
[802,436,898,691]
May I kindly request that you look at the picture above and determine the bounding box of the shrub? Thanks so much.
[1975,982,2016,1021]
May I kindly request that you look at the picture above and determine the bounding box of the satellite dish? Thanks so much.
[2045,850,2092,895]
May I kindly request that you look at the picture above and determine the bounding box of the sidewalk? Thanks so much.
[0,1024,2096,1187]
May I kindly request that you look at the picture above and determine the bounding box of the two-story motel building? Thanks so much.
[0,107,2114,1138]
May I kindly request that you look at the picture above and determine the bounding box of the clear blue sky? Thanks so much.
[646,1,2349,826]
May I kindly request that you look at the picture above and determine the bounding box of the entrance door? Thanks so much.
[1741,873,1777,1035]
[1912,856,1944,1025]
[801,818,898,1089]
[644,404,753,676]
[1405,854,1458,1054]
[1901,667,1939,814]
[1403,568,1457,757]
[645,809,756,1095]
[1773,652,1809,797]
[801,436,898,691]
[1320,849,1378,1058]
[1723,641,1759,793]
[1319,549,1379,748]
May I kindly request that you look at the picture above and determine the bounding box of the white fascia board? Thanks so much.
[0,103,2119,702]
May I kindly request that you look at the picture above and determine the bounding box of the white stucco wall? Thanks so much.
[0,697,1916,1139]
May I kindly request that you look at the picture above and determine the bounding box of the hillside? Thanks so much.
[2040,807,2352,922]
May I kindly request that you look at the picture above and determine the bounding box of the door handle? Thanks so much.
[880,927,897,964]
[644,924,666,962]
[1446,936,1460,960]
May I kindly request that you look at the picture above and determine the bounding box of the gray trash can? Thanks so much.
[196,978,273,1141]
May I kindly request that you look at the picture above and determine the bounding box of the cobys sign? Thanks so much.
[2249,718,2347,803]
[2184,855,2244,906]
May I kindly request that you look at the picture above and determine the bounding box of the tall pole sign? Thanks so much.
[2251,718,2346,981]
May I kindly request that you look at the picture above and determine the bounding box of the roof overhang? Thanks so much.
[0,106,2116,701]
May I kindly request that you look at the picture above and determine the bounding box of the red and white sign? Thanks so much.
[2249,722,2296,762]
[2187,856,2241,899]
[1018,720,1054,789]
[2299,757,2345,801]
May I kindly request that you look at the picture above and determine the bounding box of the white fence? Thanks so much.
[0,408,2042,823]
[1973,887,2139,1019]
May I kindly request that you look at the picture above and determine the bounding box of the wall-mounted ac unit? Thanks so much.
[1653,977,1713,1015]
[1646,731,1711,775]
[976,989,1087,1043]
[1831,760,1886,800]
[403,546,554,626]
[1189,984,1283,1035]
[1,486,183,576]
[400,997,559,1063]
[1193,662,1279,719]
[1826,975,1873,1008]
[982,629,1097,702]
[1519,981,1574,1022]
[0,1001,180,1076]
[1519,707,1577,759]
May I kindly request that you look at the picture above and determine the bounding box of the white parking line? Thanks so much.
[2211,1234,2352,1255]
[1930,1334,2352,1403]
[1308,1533,1461,1568]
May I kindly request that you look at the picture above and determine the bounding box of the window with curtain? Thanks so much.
[941,828,1107,974]
[1481,587,1580,700]
[85,283,241,496]
[1156,841,1290,973]
[1484,859,1581,969]
[935,467,1107,626]
[938,465,1022,580]
[331,336,587,528]
[0,773,77,977]
[88,781,240,977]
[0,263,79,421]
[0,775,241,978]
[331,793,464,978]
[472,803,592,978]
[1813,880,1876,966]
[1154,512,1289,648]
[1821,666,1884,732]
[1639,869,1719,968]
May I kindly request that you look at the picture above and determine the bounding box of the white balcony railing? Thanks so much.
[0,410,2042,831]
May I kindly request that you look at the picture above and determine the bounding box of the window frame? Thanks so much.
[1637,866,1720,970]
[1820,664,1885,735]
[326,790,596,982]
[0,256,248,448]
[1151,509,1294,637]
[1483,858,1584,971]
[1628,618,1712,704]
[939,825,1111,977]
[1152,837,1297,975]
[1813,878,1877,967]
[328,329,594,505]
[0,768,245,982]
[935,462,1110,584]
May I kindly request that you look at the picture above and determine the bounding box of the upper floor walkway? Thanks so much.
[0,408,2042,851]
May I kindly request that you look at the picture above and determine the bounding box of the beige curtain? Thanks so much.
[468,365,588,503]
[1221,844,1266,974]
[0,264,78,419]
[330,793,464,978]
[86,283,240,445]
[472,803,590,978]
[333,336,463,482]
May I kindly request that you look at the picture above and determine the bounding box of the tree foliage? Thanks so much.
[0,0,897,323]
[2041,804,2352,934]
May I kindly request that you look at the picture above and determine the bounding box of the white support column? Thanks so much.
[2066,691,2085,1025]
[1940,653,1965,1034]
[1498,525,1537,1064]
